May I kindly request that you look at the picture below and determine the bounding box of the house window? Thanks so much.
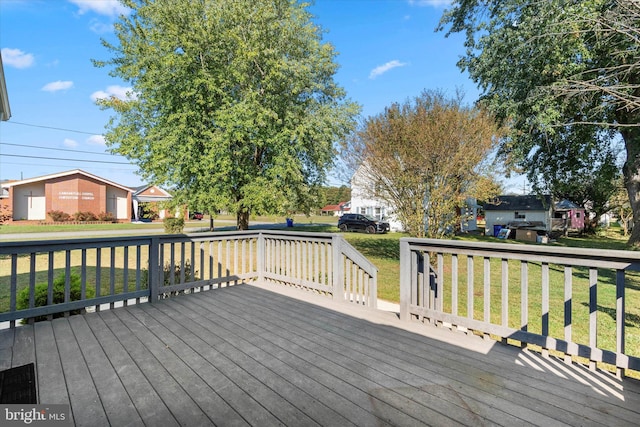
[359,207,366,214]
[575,212,581,218]
[514,211,525,219]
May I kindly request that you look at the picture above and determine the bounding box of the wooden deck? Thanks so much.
[2,283,640,426]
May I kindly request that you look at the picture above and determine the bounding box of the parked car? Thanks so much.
[190,212,204,220]
[338,214,390,234]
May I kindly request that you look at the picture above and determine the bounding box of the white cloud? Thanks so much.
[42,80,74,92]
[69,0,130,17]
[87,135,106,146]
[1,48,35,69]
[408,0,453,7]
[63,138,78,148]
[89,19,113,34]
[369,60,408,79]
[91,85,136,101]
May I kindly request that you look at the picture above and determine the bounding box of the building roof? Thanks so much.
[483,195,552,211]
[0,54,11,121]
[555,199,583,210]
[132,185,172,202]
[0,169,134,193]
[320,201,350,212]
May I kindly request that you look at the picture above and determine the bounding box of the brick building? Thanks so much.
[0,170,133,222]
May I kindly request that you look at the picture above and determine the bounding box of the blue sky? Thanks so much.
[0,0,522,192]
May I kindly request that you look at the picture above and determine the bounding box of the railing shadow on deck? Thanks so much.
[0,230,377,328]
[399,238,640,378]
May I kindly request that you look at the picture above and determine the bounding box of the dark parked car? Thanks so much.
[338,214,390,234]
[190,212,204,220]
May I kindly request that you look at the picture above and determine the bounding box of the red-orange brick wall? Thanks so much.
[46,174,106,214]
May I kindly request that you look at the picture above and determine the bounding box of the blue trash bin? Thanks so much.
[286,218,293,227]
[493,224,503,237]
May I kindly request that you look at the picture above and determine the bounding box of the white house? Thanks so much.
[349,164,403,231]
[349,164,478,233]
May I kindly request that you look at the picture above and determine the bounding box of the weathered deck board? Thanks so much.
[229,285,640,426]
[2,283,640,426]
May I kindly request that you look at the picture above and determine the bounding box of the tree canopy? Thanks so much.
[342,90,503,238]
[95,0,359,229]
[439,0,640,244]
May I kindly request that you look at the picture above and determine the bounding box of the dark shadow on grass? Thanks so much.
[580,302,640,329]
[347,237,400,260]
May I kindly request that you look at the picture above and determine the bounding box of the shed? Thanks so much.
[553,199,586,233]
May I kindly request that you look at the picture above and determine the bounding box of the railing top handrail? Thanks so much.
[401,237,640,265]
[0,235,158,253]
[339,237,379,274]
[258,229,337,240]
[0,229,337,252]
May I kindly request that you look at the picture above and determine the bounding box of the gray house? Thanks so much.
[484,195,553,237]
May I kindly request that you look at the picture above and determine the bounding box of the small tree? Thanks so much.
[609,176,634,236]
[342,90,503,238]
[0,205,11,225]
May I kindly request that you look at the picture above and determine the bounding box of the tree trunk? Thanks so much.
[621,126,640,246]
[237,210,250,230]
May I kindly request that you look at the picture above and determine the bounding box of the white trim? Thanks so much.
[133,185,172,198]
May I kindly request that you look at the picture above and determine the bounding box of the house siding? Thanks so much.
[485,210,552,236]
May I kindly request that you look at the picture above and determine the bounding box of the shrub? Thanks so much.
[139,202,159,220]
[97,211,116,222]
[16,272,94,322]
[160,260,198,285]
[0,205,11,224]
[48,210,71,222]
[73,211,98,222]
[141,260,199,297]
[163,217,185,233]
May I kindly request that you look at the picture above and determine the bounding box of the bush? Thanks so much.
[142,260,199,286]
[139,202,159,220]
[48,210,71,222]
[16,272,94,322]
[0,205,11,224]
[164,217,185,233]
[97,211,116,222]
[73,211,98,222]
[141,260,199,297]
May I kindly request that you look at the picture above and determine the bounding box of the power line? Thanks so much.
[1,153,132,165]
[1,121,101,135]
[0,161,138,171]
[0,142,121,157]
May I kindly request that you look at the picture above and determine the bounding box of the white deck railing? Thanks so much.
[399,238,640,377]
[0,230,377,328]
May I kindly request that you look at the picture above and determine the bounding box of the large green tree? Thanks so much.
[439,0,640,244]
[96,0,359,229]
